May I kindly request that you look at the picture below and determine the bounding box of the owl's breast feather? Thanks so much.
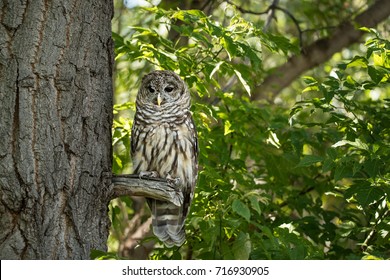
[140,123,194,181]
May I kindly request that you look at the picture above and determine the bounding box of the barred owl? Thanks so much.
[131,70,198,247]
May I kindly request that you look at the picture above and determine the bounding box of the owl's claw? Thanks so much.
[166,173,181,186]
[139,171,159,179]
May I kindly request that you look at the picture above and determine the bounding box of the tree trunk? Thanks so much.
[0,0,113,259]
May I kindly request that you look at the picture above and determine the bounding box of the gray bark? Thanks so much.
[111,175,184,206]
[0,0,114,259]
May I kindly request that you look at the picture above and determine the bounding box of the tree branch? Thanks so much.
[225,0,269,15]
[110,174,184,207]
[252,0,390,100]
[272,5,303,48]
[263,0,279,32]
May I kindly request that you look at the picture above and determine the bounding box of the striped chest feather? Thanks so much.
[132,121,195,186]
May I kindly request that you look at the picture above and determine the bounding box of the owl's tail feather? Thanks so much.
[149,199,186,248]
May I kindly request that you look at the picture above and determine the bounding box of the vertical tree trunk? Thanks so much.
[0,0,113,259]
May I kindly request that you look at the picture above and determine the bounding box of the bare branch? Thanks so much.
[226,1,303,48]
[110,174,184,206]
[252,0,390,100]
[225,0,269,15]
[263,0,279,32]
[273,5,303,48]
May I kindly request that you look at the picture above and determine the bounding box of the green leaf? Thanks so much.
[210,61,224,78]
[248,196,261,215]
[171,9,206,22]
[368,66,384,84]
[345,75,356,87]
[322,158,334,172]
[334,164,352,181]
[332,139,369,151]
[112,31,125,49]
[373,52,385,66]
[220,242,234,259]
[232,232,251,260]
[327,148,338,160]
[345,184,385,208]
[90,250,120,260]
[112,154,123,172]
[296,155,323,167]
[347,56,368,68]
[234,69,251,96]
[266,131,281,148]
[302,76,318,85]
[171,250,182,260]
[224,120,234,135]
[240,41,262,70]
[232,199,251,222]
[363,159,381,178]
[302,85,319,93]
[221,36,237,60]
[262,32,299,54]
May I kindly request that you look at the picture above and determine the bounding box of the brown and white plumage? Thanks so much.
[131,70,198,247]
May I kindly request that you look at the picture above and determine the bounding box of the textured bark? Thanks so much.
[111,175,184,206]
[0,0,113,259]
[252,0,390,100]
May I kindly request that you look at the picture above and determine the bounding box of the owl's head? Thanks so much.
[138,70,188,107]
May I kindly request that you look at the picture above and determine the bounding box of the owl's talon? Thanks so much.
[139,171,159,179]
[166,174,181,186]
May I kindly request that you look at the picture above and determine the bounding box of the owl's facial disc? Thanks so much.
[141,70,187,108]
[145,81,179,106]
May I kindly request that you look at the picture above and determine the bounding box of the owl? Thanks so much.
[131,70,198,247]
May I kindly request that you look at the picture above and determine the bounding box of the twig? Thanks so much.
[263,0,279,32]
[361,208,389,252]
[225,0,303,48]
[273,6,303,49]
[110,174,184,207]
[225,0,269,15]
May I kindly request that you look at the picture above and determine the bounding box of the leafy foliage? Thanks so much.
[109,2,390,260]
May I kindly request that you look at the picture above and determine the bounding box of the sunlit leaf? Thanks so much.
[224,120,234,135]
[332,139,369,151]
[266,131,281,148]
[347,56,368,68]
[210,61,224,78]
[234,69,251,96]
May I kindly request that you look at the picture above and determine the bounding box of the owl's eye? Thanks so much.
[147,86,155,93]
[164,86,174,93]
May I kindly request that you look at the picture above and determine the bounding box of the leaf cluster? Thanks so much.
[109,4,390,260]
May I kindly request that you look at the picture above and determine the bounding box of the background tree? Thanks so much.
[0,0,113,259]
[110,0,390,260]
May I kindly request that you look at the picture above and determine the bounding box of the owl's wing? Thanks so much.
[130,114,139,158]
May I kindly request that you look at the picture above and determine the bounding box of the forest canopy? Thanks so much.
[104,0,390,260]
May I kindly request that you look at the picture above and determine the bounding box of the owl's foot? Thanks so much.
[166,173,181,186]
[139,171,159,179]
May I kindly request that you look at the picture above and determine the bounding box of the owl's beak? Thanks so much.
[157,93,162,106]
